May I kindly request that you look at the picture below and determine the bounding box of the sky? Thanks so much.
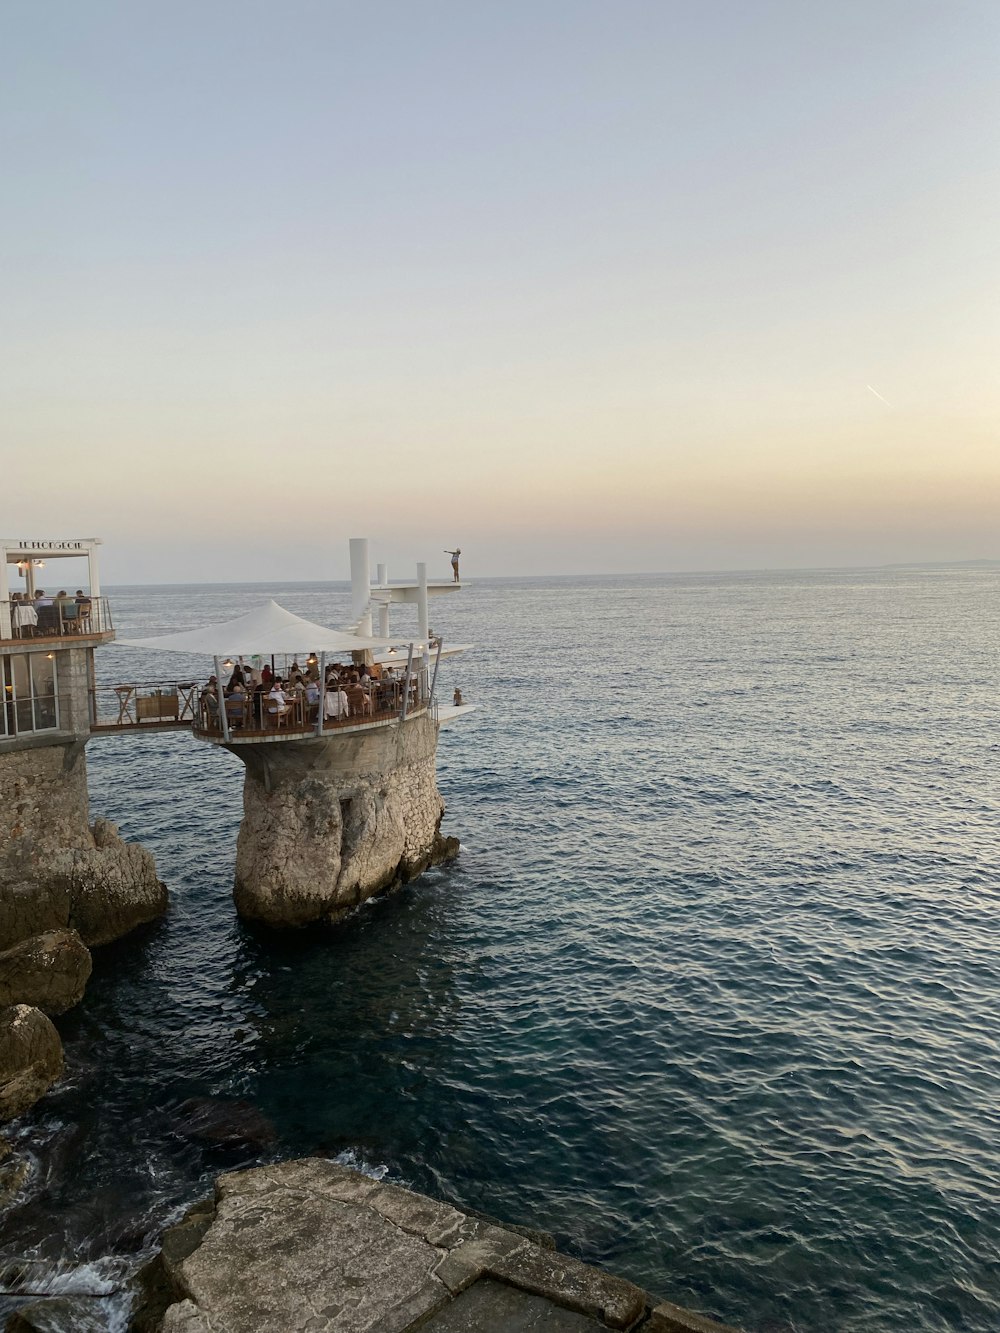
[1,1,998,583]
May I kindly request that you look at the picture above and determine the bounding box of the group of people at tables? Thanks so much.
[199,658,414,730]
[10,590,92,635]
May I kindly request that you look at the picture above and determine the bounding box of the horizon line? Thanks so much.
[99,557,1000,589]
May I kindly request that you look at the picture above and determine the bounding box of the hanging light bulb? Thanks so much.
[223,658,234,671]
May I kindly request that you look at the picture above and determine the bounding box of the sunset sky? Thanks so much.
[2,1,998,583]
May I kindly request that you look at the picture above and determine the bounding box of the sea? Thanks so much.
[1,567,999,1332]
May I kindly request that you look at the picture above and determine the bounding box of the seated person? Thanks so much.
[344,674,369,716]
[200,677,220,720]
[324,682,349,720]
[55,590,77,629]
[225,681,247,718]
[266,679,289,722]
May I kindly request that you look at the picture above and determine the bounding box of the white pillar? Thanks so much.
[88,545,102,598]
[375,562,390,636]
[349,538,372,637]
[416,562,429,643]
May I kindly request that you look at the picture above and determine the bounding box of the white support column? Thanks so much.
[416,562,429,643]
[88,545,102,598]
[375,561,390,637]
[349,538,372,637]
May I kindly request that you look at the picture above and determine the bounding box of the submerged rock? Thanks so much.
[0,929,92,1016]
[170,1098,277,1152]
[0,1006,62,1124]
[6,1296,110,1332]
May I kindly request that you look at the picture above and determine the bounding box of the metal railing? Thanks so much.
[2,596,113,644]
[194,673,430,740]
[90,681,201,730]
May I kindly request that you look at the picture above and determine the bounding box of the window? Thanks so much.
[1,653,59,737]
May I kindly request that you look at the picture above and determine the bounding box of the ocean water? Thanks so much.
[2,568,999,1331]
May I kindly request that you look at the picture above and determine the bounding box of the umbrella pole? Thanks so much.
[400,643,415,723]
[428,637,443,706]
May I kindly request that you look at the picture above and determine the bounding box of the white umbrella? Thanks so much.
[117,600,405,655]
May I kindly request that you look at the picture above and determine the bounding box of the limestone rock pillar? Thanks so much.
[230,714,458,927]
[0,737,166,1120]
[0,740,167,950]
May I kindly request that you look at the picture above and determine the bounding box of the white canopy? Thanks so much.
[118,600,405,656]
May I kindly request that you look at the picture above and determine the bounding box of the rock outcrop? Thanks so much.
[0,744,166,950]
[0,1005,63,1123]
[0,929,91,1015]
[0,738,166,1119]
[231,714,458,927]
[135,1158,739,1332]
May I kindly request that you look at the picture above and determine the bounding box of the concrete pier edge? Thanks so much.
[130,1157,740,1332]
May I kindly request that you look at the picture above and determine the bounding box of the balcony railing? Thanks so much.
[2,597,113,644]
[194,673,431,740]
[88,671,436,738]
[90,681,201,730]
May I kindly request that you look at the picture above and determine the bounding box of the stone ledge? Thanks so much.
[647,1298,739,1333]
[138,1159,741,1333]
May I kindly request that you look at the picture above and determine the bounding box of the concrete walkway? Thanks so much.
[133,1158,737,1332]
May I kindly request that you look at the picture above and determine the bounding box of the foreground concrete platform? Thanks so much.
[133,1158,738,1332]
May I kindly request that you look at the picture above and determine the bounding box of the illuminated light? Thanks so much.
[223,659,234,670]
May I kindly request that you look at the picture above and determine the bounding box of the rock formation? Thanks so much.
[0,928,92,1015]
[134,1158,738,1332]
[0,738,166,1121]
[0,1005,63,1122]
[231,714,458,927]
[0,742,166,949]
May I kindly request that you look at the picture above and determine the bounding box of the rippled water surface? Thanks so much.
[3,568,1000,1331]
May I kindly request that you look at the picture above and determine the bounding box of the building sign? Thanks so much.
[16,541,86,551]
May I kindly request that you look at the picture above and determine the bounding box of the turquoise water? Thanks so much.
[2,568,1000,1330]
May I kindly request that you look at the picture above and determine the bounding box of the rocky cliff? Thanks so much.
[0,739,166,1121]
